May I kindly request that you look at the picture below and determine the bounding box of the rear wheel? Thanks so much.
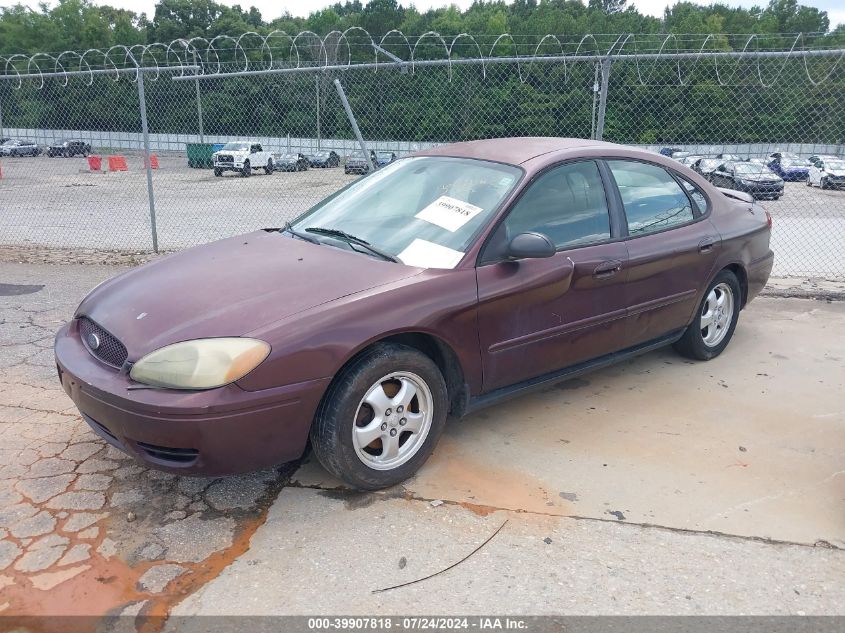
[264,159,274,175]
[310,343,448,490]
[673,270,741,361]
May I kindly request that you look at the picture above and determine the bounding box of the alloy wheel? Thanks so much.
[700,282,734,347]
[352,372,434,471]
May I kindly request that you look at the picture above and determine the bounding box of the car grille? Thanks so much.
[79,317,128,368]
[217,154,233,163]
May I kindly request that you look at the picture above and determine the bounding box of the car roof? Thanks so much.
[414,137,620,166]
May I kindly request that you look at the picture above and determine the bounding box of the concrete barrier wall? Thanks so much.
[3,127,842,159]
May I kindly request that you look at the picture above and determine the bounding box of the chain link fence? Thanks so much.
[0,33,843,278]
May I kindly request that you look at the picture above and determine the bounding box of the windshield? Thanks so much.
[825,160,845,170]
[282,153,299,159]
[313,152,329,158]
[349,152,365,159]
[779,153,800,160]
[720,154,740,160]
[780,158,807,168]
[2,140,16,146]
[221,142,249,151]
[290,156,522,269]
[734,163,774,176]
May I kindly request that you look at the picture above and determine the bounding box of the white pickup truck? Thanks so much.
[213,141,275,177]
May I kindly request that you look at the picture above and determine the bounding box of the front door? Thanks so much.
[476,160,629,392]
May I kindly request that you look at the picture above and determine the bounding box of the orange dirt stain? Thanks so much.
[1,506,272,633]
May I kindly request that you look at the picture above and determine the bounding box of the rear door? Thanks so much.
[476,160,629,392]
[604,159,719,347]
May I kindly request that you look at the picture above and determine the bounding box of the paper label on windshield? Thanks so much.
[397,239,464,270]
[415,196,483,232]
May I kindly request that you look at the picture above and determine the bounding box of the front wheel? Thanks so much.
[241,161,251,177]
[213,167,222,177]
[673,270,741,361]
[310,343,448,490]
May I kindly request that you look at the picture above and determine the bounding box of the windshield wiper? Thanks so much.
[304,227,399,263]
[282,222,321,244]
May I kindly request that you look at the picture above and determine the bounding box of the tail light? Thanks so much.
[765,209,773,228]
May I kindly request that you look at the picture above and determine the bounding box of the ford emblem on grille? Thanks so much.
[87,332,101,350]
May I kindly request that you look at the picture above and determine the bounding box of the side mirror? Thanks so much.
[507,232,556,260]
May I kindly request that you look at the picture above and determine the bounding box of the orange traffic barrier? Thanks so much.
[107,155,128,171]
[143,154,159,169]
[87,155,102,171]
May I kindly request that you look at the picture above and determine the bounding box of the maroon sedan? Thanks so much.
[55,138,773,489]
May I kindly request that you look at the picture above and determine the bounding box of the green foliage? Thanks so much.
[0,0,841,147]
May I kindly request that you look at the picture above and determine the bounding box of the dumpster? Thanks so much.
[186,143,216,168]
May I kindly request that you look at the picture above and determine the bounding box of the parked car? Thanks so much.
[767,155,809,181]
[679,155,703,167]
[808,154,841,166]
[213,142,275,177]
[276,152,309,172]
[54,137,773,489]
[709,161,784,200]
[1,139,41,157]
[344,150,374,174]
[691,158,723,179]
[374,151,398,168]
[47,139,92,158]
[659,147,684,157]
[808,157,845,189]
[307,150,340,168]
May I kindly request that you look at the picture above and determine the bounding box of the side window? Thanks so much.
[607,160,694,236]
[678,177,708,214]
[503,161,611,249]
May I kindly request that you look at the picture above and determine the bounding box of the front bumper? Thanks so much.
[54,320,330,476]
[214,162,244,171]
[736,182,784,199]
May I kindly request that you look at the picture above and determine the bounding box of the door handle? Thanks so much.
[698,237,717,253]
[593,259,623,279]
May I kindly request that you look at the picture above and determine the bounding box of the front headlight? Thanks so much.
[130,338,270,390]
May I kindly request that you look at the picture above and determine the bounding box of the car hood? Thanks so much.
[76,231,422,358]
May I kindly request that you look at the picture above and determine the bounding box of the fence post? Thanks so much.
[137,70,159,253]
[195,78,205,144]
[334,78,374,172]
[316,74,321,151]
[595,58,611,142]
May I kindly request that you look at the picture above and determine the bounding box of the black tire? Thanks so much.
[214,167,222,177]
[241,161,251,177]
[821,178,828,190]
[673,270,741,361]
[310,343,449,490]
[264,159,274,175]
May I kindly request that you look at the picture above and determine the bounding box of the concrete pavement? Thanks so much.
[0,259,843,623]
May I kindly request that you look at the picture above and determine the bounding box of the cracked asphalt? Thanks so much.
[1,258,844,624]
[1,262,293,626]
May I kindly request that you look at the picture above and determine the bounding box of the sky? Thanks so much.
[1,0,842,28]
